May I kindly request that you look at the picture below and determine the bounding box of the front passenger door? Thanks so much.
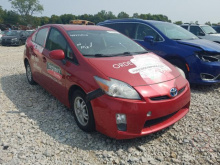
[134,24,165,56]
[43,28,68,100]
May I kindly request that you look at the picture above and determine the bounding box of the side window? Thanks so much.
[102,23,137,39]
[115,23,137,39]
[181,26,188,30]
[190,26,204,36]
[46,28,78,63]
[35,28,49,46]
[32,31,37,41]
[46,28,67,52]
[136,24,163,41]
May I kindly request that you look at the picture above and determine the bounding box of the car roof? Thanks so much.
[99,18,169,25]
[42,24,114,31]
[181,24,210,27]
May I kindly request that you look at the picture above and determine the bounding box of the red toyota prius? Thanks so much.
[24,24,190,139]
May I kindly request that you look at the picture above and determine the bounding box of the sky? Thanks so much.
[1,0,220,24]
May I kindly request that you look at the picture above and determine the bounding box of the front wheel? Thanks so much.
[25,62,36,85]
[169,59,189,80]
[71,90,95,132]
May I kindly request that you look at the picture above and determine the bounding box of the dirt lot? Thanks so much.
[0,45,219,165]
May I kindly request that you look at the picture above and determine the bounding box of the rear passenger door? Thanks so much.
[30,27,50,85]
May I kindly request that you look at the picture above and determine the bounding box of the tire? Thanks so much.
[25,62,37,85]
[169,59,189,80]
[71,90,95,132]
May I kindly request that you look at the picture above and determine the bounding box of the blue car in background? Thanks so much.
[98,19,220,84]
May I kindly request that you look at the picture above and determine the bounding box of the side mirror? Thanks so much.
[49,49,65,60]
[144,36,154,43]
[198,32,205,36]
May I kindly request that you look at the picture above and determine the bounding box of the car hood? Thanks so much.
[88,53,180,86]
[177,39,220,52]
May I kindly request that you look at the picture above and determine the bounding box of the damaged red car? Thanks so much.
[24,24,190,139]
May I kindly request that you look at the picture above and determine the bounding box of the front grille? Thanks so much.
[144,110,178,128]
[150,86,186,101]
[178,86,185,95]
[150,95,170,101]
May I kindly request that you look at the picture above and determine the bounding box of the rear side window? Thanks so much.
[103,23,137,39]
[34,28,49,47]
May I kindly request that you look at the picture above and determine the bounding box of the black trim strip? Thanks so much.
[86,88,105,102]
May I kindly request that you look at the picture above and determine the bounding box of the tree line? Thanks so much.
[1,0,219,30]
[0,7,172,30]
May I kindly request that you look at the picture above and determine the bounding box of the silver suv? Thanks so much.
[181,23,220,43]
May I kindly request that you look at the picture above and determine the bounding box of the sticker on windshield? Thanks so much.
[47,62,62,80]
[128,54,171,80]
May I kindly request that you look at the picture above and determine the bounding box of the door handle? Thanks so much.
[43,57,47,63]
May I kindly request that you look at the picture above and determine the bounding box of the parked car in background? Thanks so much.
[98,19,220,84]
[24,24,190,139]
[212,25,220,33]
[181,23,220,43]
[25,30,35,37]
[0,30,6,44]
[1,30,27,46]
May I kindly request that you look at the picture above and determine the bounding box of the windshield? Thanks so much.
[153,23,198,40]
[5,31,19,36]
[201,26,217,34]
[67,30,147,57]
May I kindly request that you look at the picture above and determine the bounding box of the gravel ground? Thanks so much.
[0,45,219,165]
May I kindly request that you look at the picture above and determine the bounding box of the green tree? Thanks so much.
[132,13,139,18]
[117,11,129,19]
[39,16,50,25]
[9,0,43,24]
[205,21,211,26]
[60,14,76,24]
[0,6,4,24]
[49,15,62,24]
[3,10,20,25]
[173,21,183,25]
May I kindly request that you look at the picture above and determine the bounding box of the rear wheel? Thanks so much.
[71,90,95,132]
[25,61,36,85]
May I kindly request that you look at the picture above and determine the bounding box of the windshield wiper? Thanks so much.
[171,38,182,40]
[83,54,110,57]
[134,51,148,54]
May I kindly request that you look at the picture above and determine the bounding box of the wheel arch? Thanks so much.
[24,58,29,68]
[68,85,86,106]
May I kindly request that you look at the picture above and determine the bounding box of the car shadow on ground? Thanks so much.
[1,73,173,152]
